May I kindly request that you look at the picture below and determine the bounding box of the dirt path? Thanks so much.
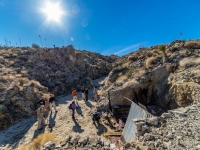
[0,77,111,150]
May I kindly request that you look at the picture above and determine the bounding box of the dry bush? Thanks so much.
[146,52,153,57]
[184,41,200,49]
[125,69,134,78]
[0,75,11,83]
[134,69,146,78]
[116,75,128,83]
[128,55,138,62]
[166,63,177,73]
[97,89,104,96]
[166,52,172,57]
[21,69,28,74]
[179,57,200,68]
[18,133,58,150]
[191,69,200,75]
[123,79,140,88]
[29,80,41,88]
[145,56,160,68]
[122,62,129,68]
[18,78,29,86]
[16,74,22,78]
[18,145,27,150]
[0,82,6,92]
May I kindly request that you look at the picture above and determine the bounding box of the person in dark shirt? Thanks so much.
[49,94,57,113]
[90,112,101,126]
[38,97,46,106]
[85,87,89,101]
[81,86,85,100]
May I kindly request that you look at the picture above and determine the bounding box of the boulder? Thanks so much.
[43,141,55,150]
[147,117,158,126]
[60,135,71,146]
[161,113,173,119]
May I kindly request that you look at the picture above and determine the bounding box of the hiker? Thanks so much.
[36,105,47,130]
[72,88,79,106]
[38,96,46,107]
[49,94,57,113]
[69,101,76,116]
[85,87,89,101]
[90,111,101,125]
[81,86,85,100]
[93,86,98,102]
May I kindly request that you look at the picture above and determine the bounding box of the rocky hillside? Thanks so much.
[0,45,118,130]
[99,40,200,112]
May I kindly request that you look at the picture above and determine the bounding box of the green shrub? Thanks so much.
[125,69,134,78]
[159,45,166,52]
[113,66,126,73]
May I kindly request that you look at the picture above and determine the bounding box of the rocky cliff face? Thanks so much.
[0,45,117,130]
[100,40,200,111]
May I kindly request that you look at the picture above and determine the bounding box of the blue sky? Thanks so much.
[0,0,200,56]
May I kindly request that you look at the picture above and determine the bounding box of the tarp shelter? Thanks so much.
[122,102,148,143]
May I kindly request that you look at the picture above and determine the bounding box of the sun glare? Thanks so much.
[43,2,63,22]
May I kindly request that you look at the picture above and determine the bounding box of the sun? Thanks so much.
[43,2,63,22]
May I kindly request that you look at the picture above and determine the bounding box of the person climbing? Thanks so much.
[81,86,85,100]
[49,94,57,113]
[85,87,89,101]
[36,105,47,130]
[69,101,76,116]
[93,86,98,102]
[90,111,101,125]
[72,88,79,106]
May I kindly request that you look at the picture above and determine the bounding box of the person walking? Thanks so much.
[36,105,47,130]
[81,86,85,100]
[93,86,98,102]
[49,94,57,113]
[85,87,89,101]
[69,101,76,117]
[38,96,46,107]
[72,88,79,106]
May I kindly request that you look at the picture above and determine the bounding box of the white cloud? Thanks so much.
[114,42,146,55]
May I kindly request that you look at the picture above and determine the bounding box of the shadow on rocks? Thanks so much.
[48,112,57,132]
[85,100,93,108]
[72,111,84,133]
[76,106,84,118]
[94,121,108,136]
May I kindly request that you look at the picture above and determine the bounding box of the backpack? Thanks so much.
[93,114,100,121]
[68,104,72,109]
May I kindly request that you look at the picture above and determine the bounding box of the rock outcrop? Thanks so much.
[101,40,200,111]
[0,46,117,130]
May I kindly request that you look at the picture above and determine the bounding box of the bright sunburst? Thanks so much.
[43,2,63,22]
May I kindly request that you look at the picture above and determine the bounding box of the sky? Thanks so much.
[0,0,200,56]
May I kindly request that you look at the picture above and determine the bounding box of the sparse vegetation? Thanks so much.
[116,75,128,83]
[32,43,40,48]
[179,57,200,68]
[113,66,126,73]
[159,45,168,63]
[184,41,200,49]
[125,69,134,78]
[18,133,58,150]
[145,56,160,68]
